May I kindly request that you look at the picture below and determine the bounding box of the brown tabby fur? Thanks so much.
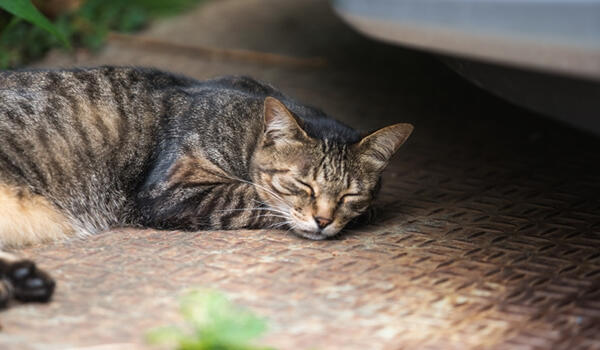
[0,66,413,306]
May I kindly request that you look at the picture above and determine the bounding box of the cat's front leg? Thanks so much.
[0,251,55,308]
[138,180,282,231]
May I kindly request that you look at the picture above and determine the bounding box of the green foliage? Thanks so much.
[0,0,203,68]
[0,0,68,46]
[147,290,275,350]
[0,15,59,68]
[66,0,201,50]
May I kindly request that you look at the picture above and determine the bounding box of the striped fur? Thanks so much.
[0,65,413,242]
[0,66,412,306]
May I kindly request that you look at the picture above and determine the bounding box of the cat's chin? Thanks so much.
[294,230,328,240]
[292,229,338,241]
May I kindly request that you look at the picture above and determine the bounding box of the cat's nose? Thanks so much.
[314,216,332,229]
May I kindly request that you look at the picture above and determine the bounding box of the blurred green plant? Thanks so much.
[0,0,68,45]
[147,290,275,350]
[0,0,202,68]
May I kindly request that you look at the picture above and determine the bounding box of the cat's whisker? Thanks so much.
[281,226,297,237]
[214,207,284,214]
[251,199,290,215]
[241,212,290,224]
[268,220,292,229]
[253,199,289,214]
[227,175,293,208]
[212,203,291,222]
[221,174,281,199]
[251,213,289,220]
[219,174,297,215]
[269,223,295,233]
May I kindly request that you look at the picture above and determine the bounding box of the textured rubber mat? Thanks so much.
[2,0,600,349]
[3,140,600,349]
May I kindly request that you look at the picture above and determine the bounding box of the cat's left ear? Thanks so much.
[356,123,414,171]
[263,97,309,145]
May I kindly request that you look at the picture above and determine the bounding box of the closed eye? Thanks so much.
[272,176,302,196]
[340,193,362,203]
[296,179,315,198]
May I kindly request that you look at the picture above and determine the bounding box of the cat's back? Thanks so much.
[184,75,323,125]
[0,66,197,230]
[190,75,361,144]
[0,66,194,182]
[181,75,281,121]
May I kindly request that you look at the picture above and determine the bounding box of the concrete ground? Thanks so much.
[2,0,600,349]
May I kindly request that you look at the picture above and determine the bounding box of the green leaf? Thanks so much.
[0,0,70,47]
[180,290,268,346]
[146,290,274,350]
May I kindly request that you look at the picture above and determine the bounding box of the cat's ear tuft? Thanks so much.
[263,97,308,144]
[357,123,414,171]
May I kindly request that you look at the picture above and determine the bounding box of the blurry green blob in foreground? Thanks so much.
[147,290,275,350]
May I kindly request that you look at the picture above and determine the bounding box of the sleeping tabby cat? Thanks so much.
[0,66,413,308]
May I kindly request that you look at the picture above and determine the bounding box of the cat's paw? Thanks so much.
[7,260,55,303]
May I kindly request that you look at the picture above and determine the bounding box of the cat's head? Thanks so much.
[251,97,413,240]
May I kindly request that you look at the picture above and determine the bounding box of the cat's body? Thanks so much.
[1,67,273,240]
[0,66,412,307]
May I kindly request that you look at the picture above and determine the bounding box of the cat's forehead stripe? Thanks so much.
[310,139,352,189]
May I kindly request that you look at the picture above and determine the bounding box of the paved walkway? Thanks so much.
[2,0,600,349]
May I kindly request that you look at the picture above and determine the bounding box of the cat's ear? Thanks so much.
[263,97,308,144]
[356,123,414,171]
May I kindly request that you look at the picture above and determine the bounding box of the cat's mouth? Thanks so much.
[291,225,343,240]
[276,207,341,240]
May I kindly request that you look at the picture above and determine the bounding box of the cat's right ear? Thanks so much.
[263,97,308,145]
[356,123,414,172]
